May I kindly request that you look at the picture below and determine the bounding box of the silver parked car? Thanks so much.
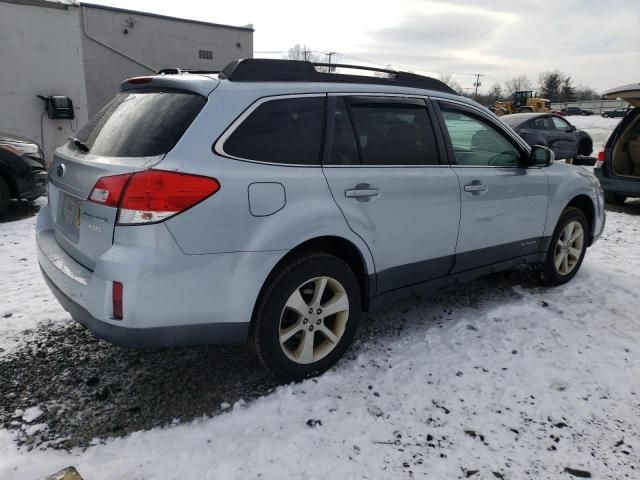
[37,59,605,380]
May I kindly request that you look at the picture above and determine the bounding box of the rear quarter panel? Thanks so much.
[160,85,376,274]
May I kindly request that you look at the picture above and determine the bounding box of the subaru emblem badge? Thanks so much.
[57,164,65,178]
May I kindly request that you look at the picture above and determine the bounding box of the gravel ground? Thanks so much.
[0,244,538,451]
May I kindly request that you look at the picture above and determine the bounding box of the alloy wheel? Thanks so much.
[279,276,349,364]
[554,220,584,275]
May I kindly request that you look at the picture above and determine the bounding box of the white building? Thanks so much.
[0,0,254,163]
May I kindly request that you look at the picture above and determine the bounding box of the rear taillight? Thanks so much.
[88,173,132,207]
[87,170,220,224]
[595,150,605,168]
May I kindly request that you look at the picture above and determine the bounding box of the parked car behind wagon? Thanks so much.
[595,83,640,204]
[501,113,593,161]
[0,132,47,218]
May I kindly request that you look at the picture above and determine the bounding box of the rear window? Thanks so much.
[223,97,325,165]
[76,89,206,157]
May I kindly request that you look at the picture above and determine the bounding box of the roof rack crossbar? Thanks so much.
[218,59,456,94]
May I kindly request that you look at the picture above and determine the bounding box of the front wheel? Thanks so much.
[250,252,361,381]
[542,207,588,286]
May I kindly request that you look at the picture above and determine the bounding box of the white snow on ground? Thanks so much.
[570,115,622,150]
[0,198,69,357]
[1,208,639,479]
[1,120,638,479]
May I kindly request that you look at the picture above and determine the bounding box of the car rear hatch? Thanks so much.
[602,83,640,107]
[47,74,217,270]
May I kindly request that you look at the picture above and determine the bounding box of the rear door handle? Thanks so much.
[345,184,379,202]
[464,182,488,193]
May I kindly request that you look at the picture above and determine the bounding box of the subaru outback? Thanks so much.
[37,59,605,380]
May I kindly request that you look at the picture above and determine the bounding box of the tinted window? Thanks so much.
[441,108,521,167]
[224,97,325,164]
[328,98,359,165]
[77,89,205,157]
[348,99,438,165]
[531,116,555,130]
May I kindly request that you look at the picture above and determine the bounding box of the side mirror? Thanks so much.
[527,145,553,167]
[568,125,576,132]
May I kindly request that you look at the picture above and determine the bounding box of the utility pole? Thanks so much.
[473,73,483,99]
[326,51,336,72]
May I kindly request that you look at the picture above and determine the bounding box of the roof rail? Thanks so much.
[156,68,221,75]
[218,59,456,94]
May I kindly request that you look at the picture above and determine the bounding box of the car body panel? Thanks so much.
[450,166,548,270]
[37,71,605,348]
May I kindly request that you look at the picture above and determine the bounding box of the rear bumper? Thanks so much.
[36,202,284,348]
[594,169,640,197]
[40,267,248,348]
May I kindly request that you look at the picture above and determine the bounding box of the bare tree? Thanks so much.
[504,74,533,97]
[286,44,320,62]
[438,73,463,94]
[489,82,503,101]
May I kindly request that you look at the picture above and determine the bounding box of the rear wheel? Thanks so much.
[602,113,609,118]
[604,191,626,205]
[0,177,10,219]
[518,107,534,113]
[542,207,588,286]
[250,252,361,381]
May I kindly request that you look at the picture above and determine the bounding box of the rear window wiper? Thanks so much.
[68,136,89,153]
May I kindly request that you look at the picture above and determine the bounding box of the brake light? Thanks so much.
[112,281,123,320]
[88,173,132,207]
[119,170,219,224]
[595,150,605,168]
[127,76,153,84]
[88,170,220,224]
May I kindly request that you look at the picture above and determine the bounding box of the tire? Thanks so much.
[0,177,10,219]
[602,113,609,118]
[578,139,593,157]
[518,107,533,113]
[542,207,589,286]
[250,252,361,381]
[604,191,626,205]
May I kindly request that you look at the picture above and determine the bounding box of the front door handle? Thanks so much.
[345,184,379,202]
[464,182,488,193]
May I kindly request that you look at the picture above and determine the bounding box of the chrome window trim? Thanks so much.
[214,93,327,167]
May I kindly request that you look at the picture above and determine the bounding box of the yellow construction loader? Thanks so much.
[494,91,551,116]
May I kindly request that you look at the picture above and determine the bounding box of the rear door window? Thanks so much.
[346,97,439,165]
[223,96,325,165]
[77,89,206,157]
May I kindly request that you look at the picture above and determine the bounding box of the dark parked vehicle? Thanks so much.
[601,107,630,118]
[595,83,640,205]
[561,106,594,116]
[501,113,593,161]
[0,133,47,218]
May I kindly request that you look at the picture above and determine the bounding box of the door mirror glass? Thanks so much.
[529,145,553,166]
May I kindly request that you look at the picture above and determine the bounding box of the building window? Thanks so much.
[199,50,213,60]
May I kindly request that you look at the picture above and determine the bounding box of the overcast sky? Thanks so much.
[94,0,639,92]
